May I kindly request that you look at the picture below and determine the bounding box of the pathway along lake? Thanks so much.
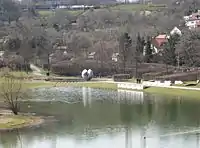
[1,87,200,148]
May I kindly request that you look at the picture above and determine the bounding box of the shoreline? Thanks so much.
[10,78,200,99]
[0,80,198,131]
[0,110,45,131]
[62,81,200,99]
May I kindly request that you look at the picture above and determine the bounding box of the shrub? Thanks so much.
[0,73,29,115]
[157,71,200,81]
[113,74,131,82]
[51,60,116,76]
[142,70,174,80]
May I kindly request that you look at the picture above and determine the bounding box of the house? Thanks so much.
[0,51,4,58]
[184,11,200,29]
[112,53,119,62]
[151,34,169,53]
[190,12,200,20]
[170,26,182,36]
[185,19,200,29]
[154,34,169,47]
[184,11,200,21]
[88,52,96,60]
[196,20,200,28]
[143,44,157,56]
[54,45,67,50]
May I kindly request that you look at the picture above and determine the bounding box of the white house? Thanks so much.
[112,53,119,62]
[185,19,200,29]
[183,16,190,21]
[170,26,182,36]
[88,52,96,59]
[0,51,4,58]
[185,20,197,29]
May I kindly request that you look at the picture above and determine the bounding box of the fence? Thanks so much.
[118,82,144,90]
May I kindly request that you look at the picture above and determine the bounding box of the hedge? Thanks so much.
[51,60,120,76]
[157,71,200,81]
[142,70,174,81]
[113,74,131,82]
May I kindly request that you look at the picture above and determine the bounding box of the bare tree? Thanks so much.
[0,72,28,115]
[0,0,21,23]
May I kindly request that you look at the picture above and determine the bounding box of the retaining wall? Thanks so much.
[118,83,144,90]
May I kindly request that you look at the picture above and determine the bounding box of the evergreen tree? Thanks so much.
[136,33,145,54]
[119,32,132,73]
[163,34,180,66]
[144,36,153,63]
[135,33,145,78]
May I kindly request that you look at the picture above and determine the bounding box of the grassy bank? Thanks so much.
[38,3,166,17]
[24,81,55,88]
[111,4,166,11]
[144,87,200,99]
[38,10,84,17]
[173,81,200,88]
[0,115,44,130]
[65,82,200,99]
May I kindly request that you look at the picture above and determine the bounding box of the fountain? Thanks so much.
[81,69,94,81]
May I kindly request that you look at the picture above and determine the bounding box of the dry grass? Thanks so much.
[0,115,43,130]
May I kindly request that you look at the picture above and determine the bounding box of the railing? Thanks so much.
[142,81,171,87]
[118,83,144,90]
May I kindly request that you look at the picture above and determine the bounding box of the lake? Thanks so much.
[0,87,200,148]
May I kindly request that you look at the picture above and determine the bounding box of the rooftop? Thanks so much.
[156,34,169,39]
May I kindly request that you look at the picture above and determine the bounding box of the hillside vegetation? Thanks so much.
[0,0,200,80]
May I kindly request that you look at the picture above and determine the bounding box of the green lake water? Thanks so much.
[0,87,200,148]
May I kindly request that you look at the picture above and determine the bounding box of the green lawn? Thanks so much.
[111,4,167,11]
[38,10,54,17]
[38,4,166,17]
[173,81,200,88]
[24,82,55,88]
[38,10,84,17]
[144,87,200,99]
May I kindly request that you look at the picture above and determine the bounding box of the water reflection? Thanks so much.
[82,87,92,107]
[117,90,144,104]
[1,87,200,148]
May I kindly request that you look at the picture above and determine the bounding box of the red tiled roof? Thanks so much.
[192,13,200,16]
[156,34,168,39]
[153,34,168,47]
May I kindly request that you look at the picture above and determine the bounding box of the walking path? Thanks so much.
[104,81,200,91]
[30,64,43,76]
[54,79,200,91]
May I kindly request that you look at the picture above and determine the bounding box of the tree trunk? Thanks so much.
[166,64,168,73]
[122,58,126,74]
[135,59,138,78]
[10,103,19,115]
[24,59,28,74]
[47,53,50,75]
